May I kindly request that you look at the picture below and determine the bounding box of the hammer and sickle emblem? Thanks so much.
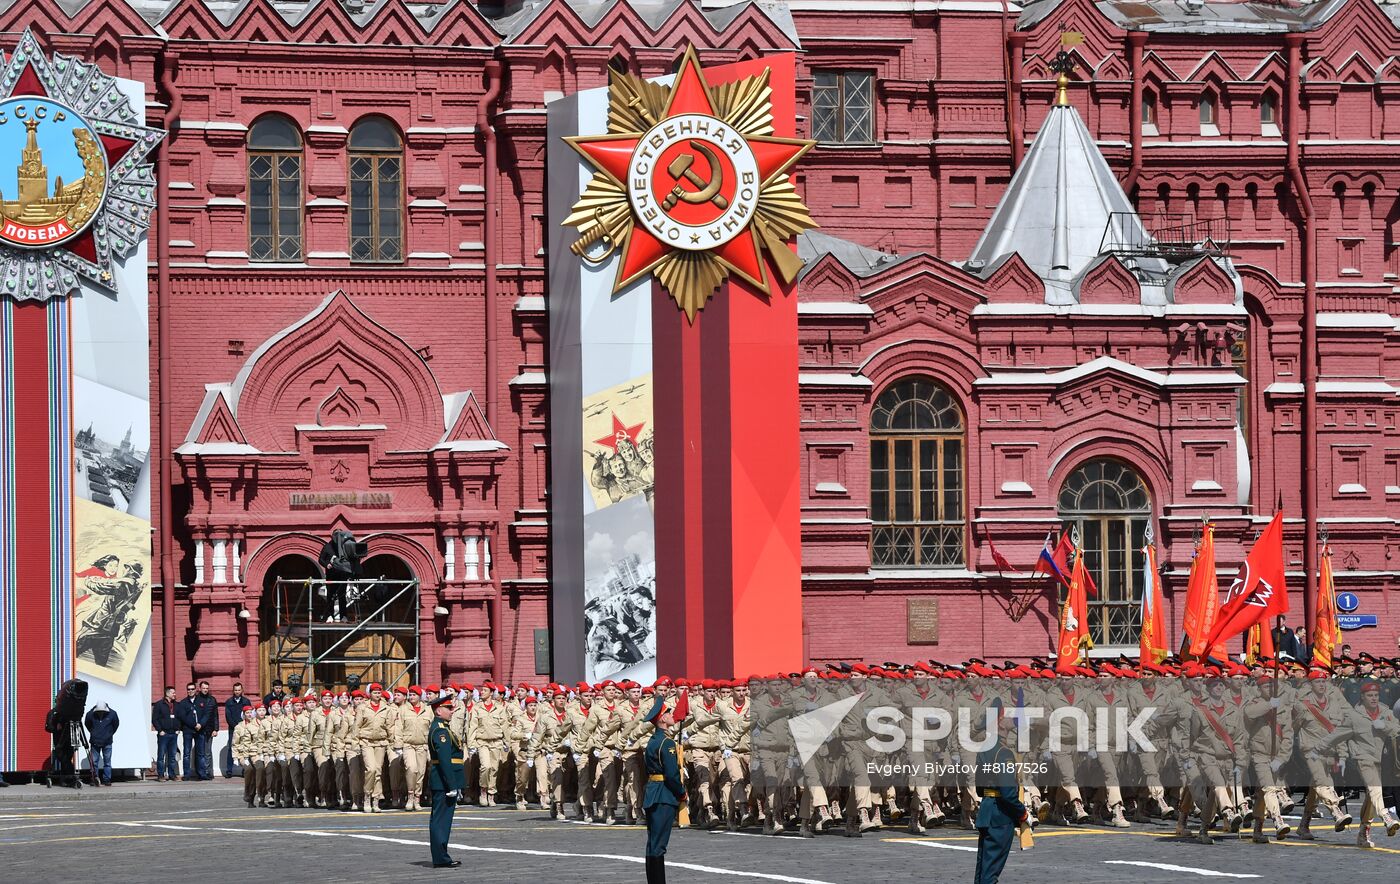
[662,140,728,212]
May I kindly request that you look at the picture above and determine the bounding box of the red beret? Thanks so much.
[408,686,422,696]
[524,696,539,705]
[368,683,383,692]
[351,690,367,699]
[320,690,334,698]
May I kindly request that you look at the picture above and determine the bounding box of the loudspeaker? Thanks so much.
[55,679,88,723]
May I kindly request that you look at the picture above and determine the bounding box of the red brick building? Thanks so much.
[7,0,1398,695]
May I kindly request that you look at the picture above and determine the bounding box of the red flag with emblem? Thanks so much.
[1313,544,1342,669]
[1055,550,1093,673]
[1205,512,1289,649]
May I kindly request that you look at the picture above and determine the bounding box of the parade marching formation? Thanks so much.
[229,653,1400,851]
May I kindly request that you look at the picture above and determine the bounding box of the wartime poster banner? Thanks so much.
[0,31,160,772]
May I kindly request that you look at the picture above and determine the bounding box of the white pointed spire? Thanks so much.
[967,68,1160,288]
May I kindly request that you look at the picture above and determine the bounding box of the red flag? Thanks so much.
[1139,540,1169,664]
[1038,529,1097,597]
[1055,550,1093,673]
[1182,523,1220,659]
[1313,544,1341,669]
[986,534,1014,575]
[1246,620,1275,664]
[1205,512,1289,649]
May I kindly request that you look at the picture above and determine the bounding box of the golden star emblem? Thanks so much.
[563,46,817,321]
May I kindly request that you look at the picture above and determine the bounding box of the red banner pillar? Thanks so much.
[652,56,804,680]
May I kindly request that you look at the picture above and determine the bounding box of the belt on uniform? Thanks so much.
[980,788,1002,798]
[648,774,665,782]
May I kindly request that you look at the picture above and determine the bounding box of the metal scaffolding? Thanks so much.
[265,577,419,691]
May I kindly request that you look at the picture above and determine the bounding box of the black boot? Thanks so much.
[645,856,658,884]
[645,856,666,884]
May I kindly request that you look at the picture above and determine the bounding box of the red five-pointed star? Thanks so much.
[593,414,646,452]
[570,51,809,292]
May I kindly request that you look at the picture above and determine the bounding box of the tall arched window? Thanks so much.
[349,117,403,263]
[1057,458,1151,647]
[248,115,303,262]
[869,378,965,568]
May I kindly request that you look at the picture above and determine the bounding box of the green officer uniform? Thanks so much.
[427,704,466,868]
[973,734,1028,884]
[642,699,685,884]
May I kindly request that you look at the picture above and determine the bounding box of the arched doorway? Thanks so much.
[1056,458,1152,648]
[259,553,321,693]
[258,552,418,693]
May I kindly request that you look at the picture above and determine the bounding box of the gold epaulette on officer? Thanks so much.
[648,774,665,781]
[980,788,1002,798]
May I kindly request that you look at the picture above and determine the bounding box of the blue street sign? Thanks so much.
[1337,613,1377,630]
[1336,592,1359,613]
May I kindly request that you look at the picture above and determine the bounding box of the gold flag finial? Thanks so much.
[1049,48,1077,107]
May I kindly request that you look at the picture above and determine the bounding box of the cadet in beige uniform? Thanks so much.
[340,691,366,812]
[284,695,310,807]
[592,684,627,823]
[570,688,601,821]
[356,683,394,812]
[233,703,264,807]
[1183,678,1244,843]
[507,693,536,808]
[1242,669,1295,843]
[528,690,574,819]
[683,682,726,828]
[309,691,337,808]
[1294,672,1353,837]
[387,687,408,809]
[397,686,433,811]
[470,686,510,806]
[446,684,474,799]
[1324,681,1400,847]
[718,680,754,830]
[263,700,288,807]
[618,684,650,825]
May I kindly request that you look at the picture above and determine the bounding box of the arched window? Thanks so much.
[1141,89,1158,135]
[869,378,965,568]
[1057,458,1152,647]
[1260,91,1279,135]
[1198,91,1218,135]
[349,117,403,263]
[248,115,303,262]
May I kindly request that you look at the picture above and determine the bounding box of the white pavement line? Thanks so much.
[0,813,89,820]
[1104,860,1261,879]
[150,808,230,816]
[114,822,839,884]
[898,840,978,853]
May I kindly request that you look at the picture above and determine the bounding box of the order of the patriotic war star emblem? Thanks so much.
[0,28,163,301]
[564,47,817,321]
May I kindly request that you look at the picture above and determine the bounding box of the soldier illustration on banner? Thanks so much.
[582,373,655,509]
[0,28,162,772]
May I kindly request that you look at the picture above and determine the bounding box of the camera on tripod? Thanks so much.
[45,679,90,788]
[317,530,366,622]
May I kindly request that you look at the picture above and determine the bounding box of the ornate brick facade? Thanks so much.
[5,0,1397,692]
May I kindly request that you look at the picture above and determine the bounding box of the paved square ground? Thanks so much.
[1,782,1396,883]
